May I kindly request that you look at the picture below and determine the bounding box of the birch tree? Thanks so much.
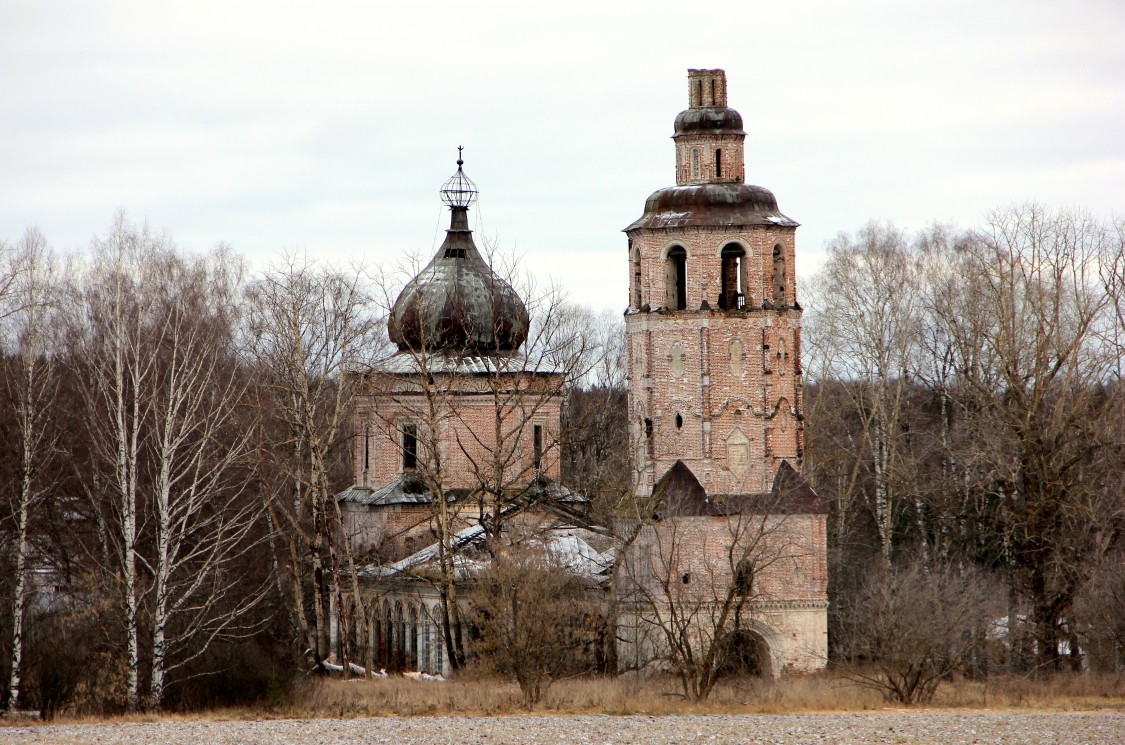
[142,247,266,708]
[805,222,924,564]
[77,214,165,710]
[77,214,269,709]
[2,228,62,712]
[246,254,380,673]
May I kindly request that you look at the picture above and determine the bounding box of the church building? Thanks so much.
[616,68,827,674]
[337,69,826,678]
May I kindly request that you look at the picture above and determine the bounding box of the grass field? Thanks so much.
[11,671,1122,724]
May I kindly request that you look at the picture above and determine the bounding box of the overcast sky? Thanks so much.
[2,0,1122,312]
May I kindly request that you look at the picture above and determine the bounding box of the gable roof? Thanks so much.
[651,460,826,517]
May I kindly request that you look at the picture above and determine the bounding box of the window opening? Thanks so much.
[402,423,418,470]
[533,424,543,471]
[443,246,466,258]
[772,245,785,304]
[644,417,654,456]
[674,412,683,429]
[665,246,687,310]
[631,244,642,307]
[682,572,692,585]
[720,243,746,309]
[715,149,722,178]
[735,558,755,596]
[363,423,370,472]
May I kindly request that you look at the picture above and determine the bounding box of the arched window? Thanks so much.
[691,148,700,179]
[720,243,746,309]
[383,600,393,669]
[772,245,785,305]
[434,606,444,674]
[665,246,687,310]
[715,149,722,178]
[735,558,755,597]
[421,610,430,673]
[394,601,405,671]
[408,605,418,670]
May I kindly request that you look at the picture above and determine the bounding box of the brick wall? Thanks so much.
[352,370,564,491]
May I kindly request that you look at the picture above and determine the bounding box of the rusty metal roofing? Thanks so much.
[336,475,431,506]
[624,183,799,232]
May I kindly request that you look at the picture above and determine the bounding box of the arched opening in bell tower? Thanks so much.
[665,246,687,310]
[772,244,786,305]
[720,243,747,309]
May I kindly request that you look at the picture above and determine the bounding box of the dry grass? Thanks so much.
[229,671,1125,718]
[9,671,1123,725]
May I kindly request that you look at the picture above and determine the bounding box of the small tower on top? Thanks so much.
[688,68,727,107]
[674,69,745,186]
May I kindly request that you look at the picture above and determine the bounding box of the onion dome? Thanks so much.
[388,154,530,354]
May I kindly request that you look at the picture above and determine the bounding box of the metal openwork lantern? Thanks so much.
[440,146,478,209]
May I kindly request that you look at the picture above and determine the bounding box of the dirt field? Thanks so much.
[2,712,1122,745]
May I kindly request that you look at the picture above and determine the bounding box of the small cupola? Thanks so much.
[388,151,530,354]
[673,69,746,186]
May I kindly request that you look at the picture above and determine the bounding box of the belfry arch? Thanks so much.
[720,242,748,309]
[665,245,687,310]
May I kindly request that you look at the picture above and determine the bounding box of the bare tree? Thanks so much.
[75,214,166,710]
[245,254,380,674]
[835,562,1002,704]
[75,214,269,709]
[141,246,267,708]
[470,520,607,705]
[935,205,1124,673]
[2,228,62,712]
[805,222,925,564]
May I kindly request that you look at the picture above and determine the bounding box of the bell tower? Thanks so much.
[625,68,804,498]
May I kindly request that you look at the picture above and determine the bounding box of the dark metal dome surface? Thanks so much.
[625,183,799,231]
[673,106,746,136]
[389,207,529,353]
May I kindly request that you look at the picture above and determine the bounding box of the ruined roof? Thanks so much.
[361,525,615,584]
[624,183,799,232]
[369,350,563,376]
[336,475,431,506]
[336,475,586,509]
